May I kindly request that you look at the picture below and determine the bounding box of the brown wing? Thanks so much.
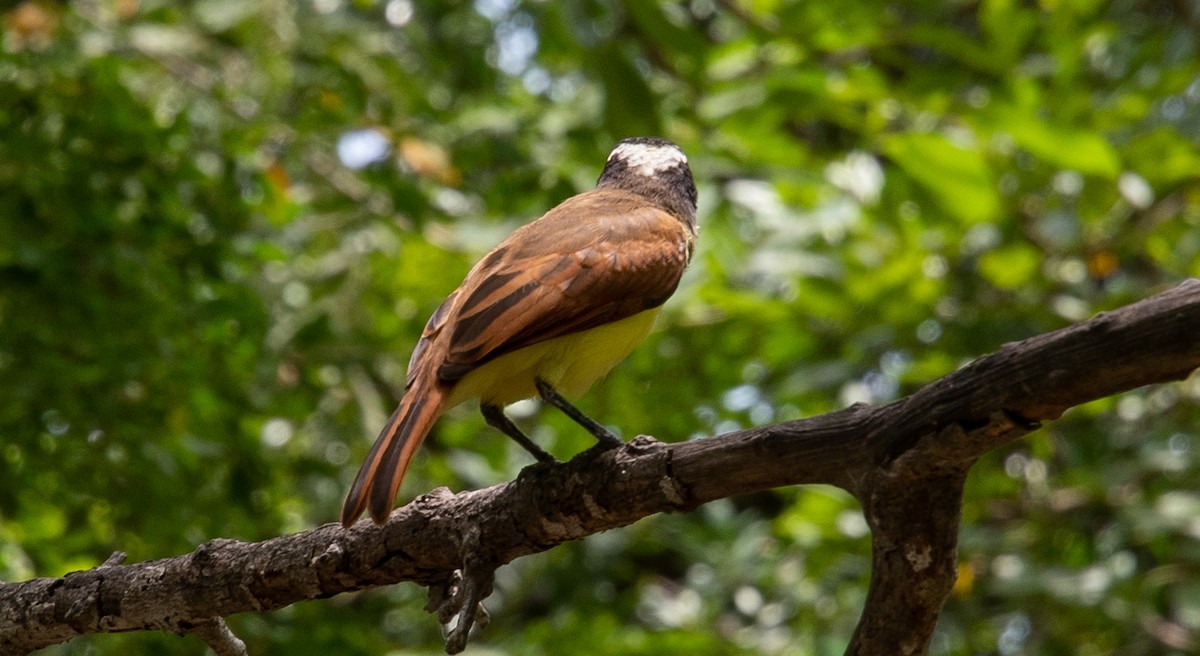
[432,188,694,383]
[405,290,456,388]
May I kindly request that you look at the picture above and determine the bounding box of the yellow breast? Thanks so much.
[445,308,661,408]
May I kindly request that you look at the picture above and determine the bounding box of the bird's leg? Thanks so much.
[534,378,624,449]
[480,403,557,463]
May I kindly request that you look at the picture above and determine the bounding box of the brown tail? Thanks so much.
[340,378,448,526]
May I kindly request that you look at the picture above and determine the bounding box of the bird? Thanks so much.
[340,137,698,527]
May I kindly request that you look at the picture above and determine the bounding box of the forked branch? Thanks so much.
[3,280,1199,655]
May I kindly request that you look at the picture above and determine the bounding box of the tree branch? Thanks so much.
[3,279,1199,655]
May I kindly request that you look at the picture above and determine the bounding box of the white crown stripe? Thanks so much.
[607,143,687,177]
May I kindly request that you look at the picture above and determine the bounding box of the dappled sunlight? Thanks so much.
[4,0,1200,654]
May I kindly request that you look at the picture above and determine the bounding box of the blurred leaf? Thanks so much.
[4,1,1200,654]
[883,132,1000,224]
[1122,127,1200,186]
[979,242,1042,291]
[593,46,660,137]
[988,105,1122,177]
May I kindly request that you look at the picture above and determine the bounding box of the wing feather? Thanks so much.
[433,189,693,384]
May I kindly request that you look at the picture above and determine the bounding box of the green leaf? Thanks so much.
[989,105,1121,177]
[1123,127,1200,186]
[979,242,1042,290]
[883,132,1000,224]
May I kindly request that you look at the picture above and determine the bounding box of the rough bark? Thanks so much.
[3,279,1199,655]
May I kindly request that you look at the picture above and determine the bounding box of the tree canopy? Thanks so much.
[2,1,1199,654]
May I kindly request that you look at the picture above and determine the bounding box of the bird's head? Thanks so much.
[597,137,697,226]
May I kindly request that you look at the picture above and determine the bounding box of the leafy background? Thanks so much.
[2,0,1199,654]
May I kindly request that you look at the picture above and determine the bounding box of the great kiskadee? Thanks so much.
[340,137,698,527]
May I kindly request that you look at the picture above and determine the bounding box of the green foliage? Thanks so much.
[2,0,1199,654]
